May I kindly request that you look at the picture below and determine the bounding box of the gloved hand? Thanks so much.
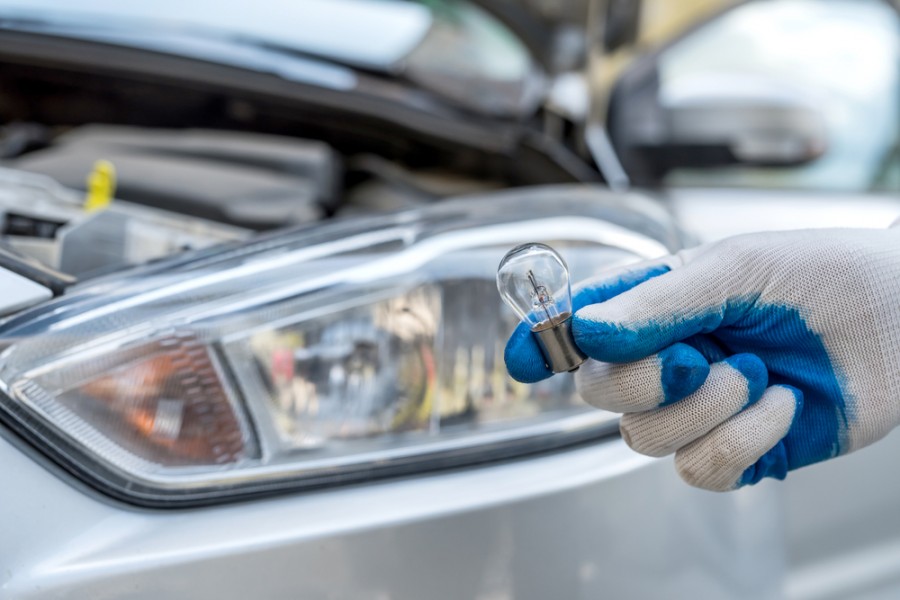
[505,228,900,491]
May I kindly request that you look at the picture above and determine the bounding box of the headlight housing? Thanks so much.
[0,188,677,506]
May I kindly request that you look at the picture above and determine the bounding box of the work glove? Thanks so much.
[504,228,900,491]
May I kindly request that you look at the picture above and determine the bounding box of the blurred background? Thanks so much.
[0,1,898,599]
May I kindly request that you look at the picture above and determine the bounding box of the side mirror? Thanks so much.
[598,0,900,191]
[608,68,828,185]
[664,74,827,163]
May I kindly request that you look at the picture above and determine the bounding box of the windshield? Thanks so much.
[0,0,540,117]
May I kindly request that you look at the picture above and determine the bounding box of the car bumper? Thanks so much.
[2,428,782,600]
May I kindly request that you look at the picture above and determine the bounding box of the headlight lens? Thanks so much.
[0,189,675,505]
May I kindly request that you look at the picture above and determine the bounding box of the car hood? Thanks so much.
[0,0,544,119]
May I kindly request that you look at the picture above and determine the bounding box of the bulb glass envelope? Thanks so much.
[0,191,673,505]
[497,242,573,329]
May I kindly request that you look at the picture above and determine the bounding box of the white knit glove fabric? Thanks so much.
[505,228,900,491]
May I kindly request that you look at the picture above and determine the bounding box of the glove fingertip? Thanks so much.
[724,353,768,405]
[738,442,789,488]
[780,384,805,416]
[736,386,803,488]
[659,343,710,406]
[504,324,553,383]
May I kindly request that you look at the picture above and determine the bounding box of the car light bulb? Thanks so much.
[497,243,586,373]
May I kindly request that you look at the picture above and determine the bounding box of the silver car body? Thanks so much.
[3,188,898,600]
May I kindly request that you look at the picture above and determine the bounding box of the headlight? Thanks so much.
[0,188,676,505]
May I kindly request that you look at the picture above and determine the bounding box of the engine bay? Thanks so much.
[0,35,589,283]
[0,122,515,280]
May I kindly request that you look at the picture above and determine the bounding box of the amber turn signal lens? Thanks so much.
[64,335,249,467]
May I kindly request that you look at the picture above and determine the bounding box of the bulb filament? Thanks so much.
[527,270,555,324]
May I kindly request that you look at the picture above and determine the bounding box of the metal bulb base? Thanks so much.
[532,313,587,373]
